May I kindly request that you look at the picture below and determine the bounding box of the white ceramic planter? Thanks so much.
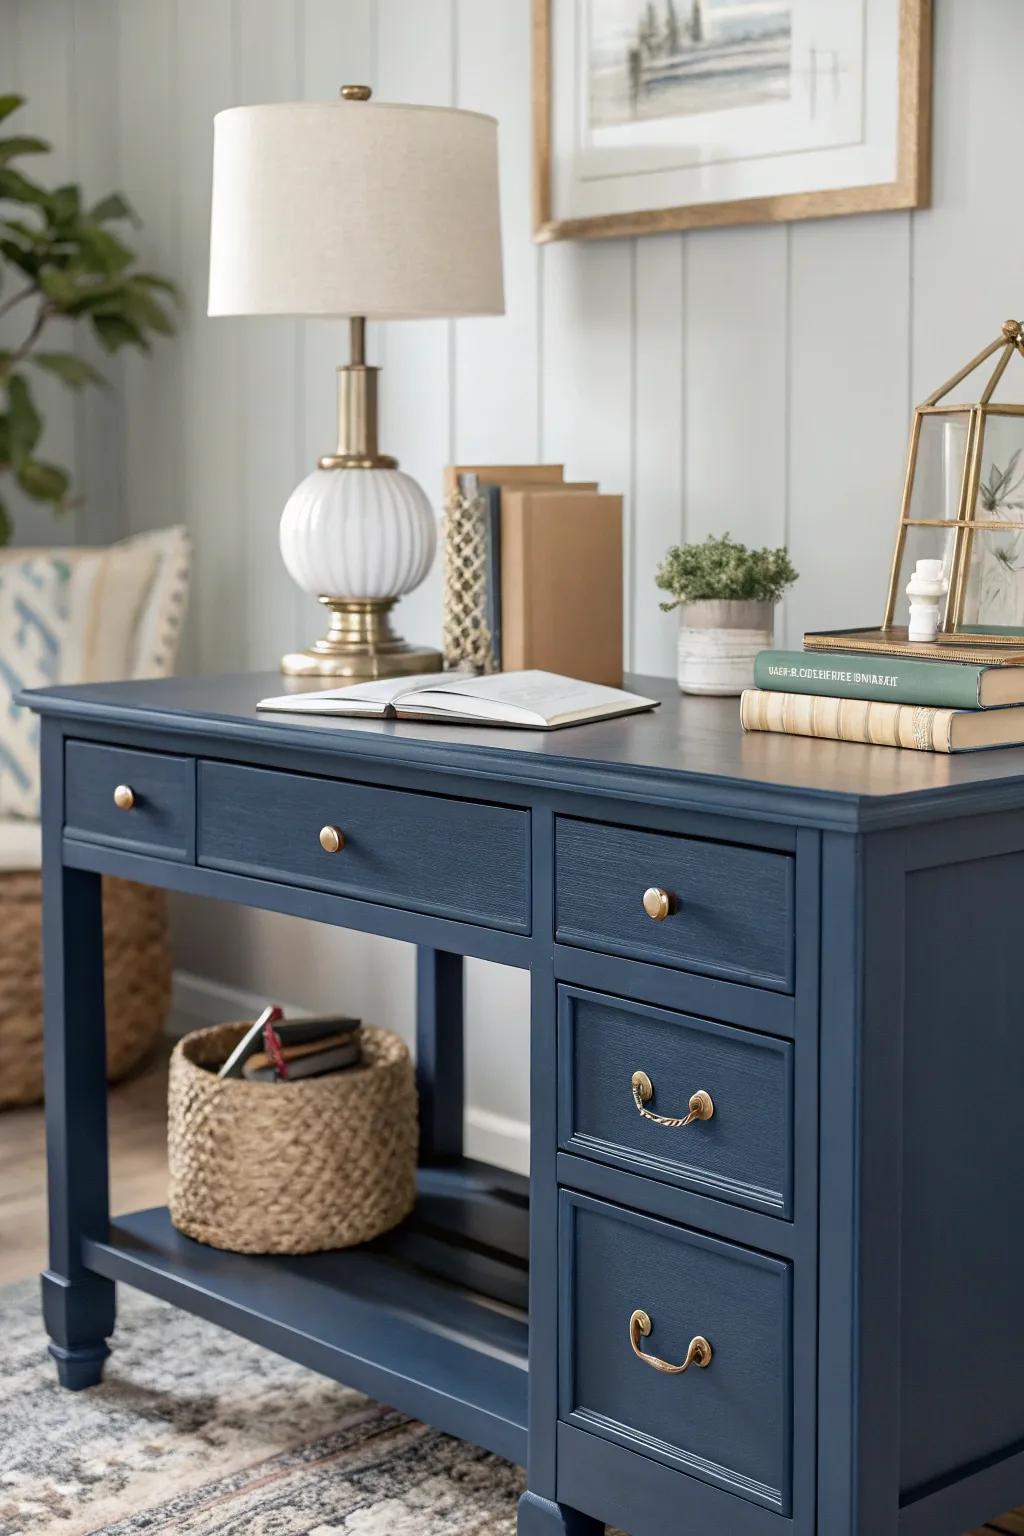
[677,600,774,696]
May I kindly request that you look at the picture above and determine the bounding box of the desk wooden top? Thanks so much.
[26,671,1024,832]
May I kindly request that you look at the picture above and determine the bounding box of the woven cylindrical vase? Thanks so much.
[168,1022,418,1254]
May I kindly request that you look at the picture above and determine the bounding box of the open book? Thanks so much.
[258,670,659,730]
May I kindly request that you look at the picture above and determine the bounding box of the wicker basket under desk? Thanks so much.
[0,873,171,1109]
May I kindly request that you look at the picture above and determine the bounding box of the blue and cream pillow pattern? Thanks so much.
[0,555,72,818]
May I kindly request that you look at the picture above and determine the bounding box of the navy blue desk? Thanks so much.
[25,672,1024,1536]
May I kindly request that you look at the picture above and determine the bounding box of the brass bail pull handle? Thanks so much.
[631,1070,714,1128]
[629,1310,713,1374]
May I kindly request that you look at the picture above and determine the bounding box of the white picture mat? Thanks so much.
[550,0,901,221]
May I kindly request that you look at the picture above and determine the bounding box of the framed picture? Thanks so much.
[533,0,932,241]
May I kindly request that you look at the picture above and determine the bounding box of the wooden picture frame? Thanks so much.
[533,0,932,243]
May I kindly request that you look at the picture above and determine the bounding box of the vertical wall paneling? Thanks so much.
[174,0,241,676]
[786,215,912,648]
[632,234,686,676]
[373,0,455,656]
[453,0,540,465]
[541,233,634,565]
[235,0,301,669]
[69,0,122,546]
[911,0,1021,402]
[116,0,182,542]
[684,226,788,542]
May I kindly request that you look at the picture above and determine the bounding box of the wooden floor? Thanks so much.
[0,1049,1019,1535]
[0,1046,170,1286]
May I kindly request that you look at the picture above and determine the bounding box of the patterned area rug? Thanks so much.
[1,1279,524,1535]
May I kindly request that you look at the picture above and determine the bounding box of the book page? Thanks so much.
[405,670,657,725]
[259,672,463,713]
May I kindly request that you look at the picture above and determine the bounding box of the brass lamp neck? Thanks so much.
[318,315,398,471]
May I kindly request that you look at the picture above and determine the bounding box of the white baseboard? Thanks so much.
[169,969,531,1178]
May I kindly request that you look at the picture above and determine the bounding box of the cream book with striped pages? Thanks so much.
[740,688,1024,754]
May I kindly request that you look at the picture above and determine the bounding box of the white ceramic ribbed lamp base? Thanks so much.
[278,466,441,678]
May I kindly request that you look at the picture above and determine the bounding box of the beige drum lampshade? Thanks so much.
[208,98,504,319]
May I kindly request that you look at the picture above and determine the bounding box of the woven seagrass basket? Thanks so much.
[168,1021,418,1255]
[0,873,170,1109]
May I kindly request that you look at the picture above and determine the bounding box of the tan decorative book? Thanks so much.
[500,488,623,687]
[740,688,1024,754]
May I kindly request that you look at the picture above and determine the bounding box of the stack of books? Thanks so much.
[740,625,1024,754]
[444,463,623,687]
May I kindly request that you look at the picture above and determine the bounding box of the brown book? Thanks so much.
[500,488,623,686]
[242,1032,357,1074]
[740,688,1024,753]
[804,625,1024,666]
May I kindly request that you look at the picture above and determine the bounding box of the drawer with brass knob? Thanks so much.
[64,741,195,860]
[559,1191,792,1515]
[197,760,530,933]
[557,986,792,1217]
[555,816,794,991]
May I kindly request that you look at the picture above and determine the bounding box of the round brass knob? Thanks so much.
[642,886,673,921]
[113,784,135,811]
[319,825,345,854]
[340,84,372,101]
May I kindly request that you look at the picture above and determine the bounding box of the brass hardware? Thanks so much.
[642,886,673,922]
[340,84,372,101]
[318,317,398,473]
[883,318,1024,638]
[629,1310,712,1374]
[113,784,135,811]
[631,1070,714,1127]
[281,597,443,679]
[319,825,345,854]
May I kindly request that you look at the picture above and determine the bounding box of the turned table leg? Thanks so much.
[41,726,115,1388]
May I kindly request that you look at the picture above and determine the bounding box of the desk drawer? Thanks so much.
[555,817,794,990]
[560,1191,791,1514]
[197,761,530,932]
[558,987,792,1217]
[64,741,194,860]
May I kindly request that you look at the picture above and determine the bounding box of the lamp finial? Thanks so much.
[340,84,372,101]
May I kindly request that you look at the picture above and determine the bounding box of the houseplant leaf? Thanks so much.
[0,94,26,124]
[89,191,140,226]
[6,374,43,467]
[91,311,150,353]
[31,351,107,389]
[0,135,51,165]
[17,458,70,504]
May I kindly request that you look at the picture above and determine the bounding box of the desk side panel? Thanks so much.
[898,818,1024,1507]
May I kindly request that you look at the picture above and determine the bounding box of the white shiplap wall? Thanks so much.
[4,0,1024,1157]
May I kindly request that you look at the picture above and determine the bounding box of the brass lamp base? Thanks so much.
[281,597,442,680]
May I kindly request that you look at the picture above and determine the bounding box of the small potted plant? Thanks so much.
[656,533,797,695]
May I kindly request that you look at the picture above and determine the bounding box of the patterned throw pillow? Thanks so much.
[0,554,72,818]
[0,527,191,822]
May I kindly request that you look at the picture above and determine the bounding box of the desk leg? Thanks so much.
[415,948,464,1163]
[517,1493,602,1536]
[41,858,115,1390]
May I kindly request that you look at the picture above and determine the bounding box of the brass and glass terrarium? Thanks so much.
[807,319,1024,657]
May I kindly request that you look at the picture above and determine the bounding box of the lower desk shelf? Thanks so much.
[82,1160,529,1466]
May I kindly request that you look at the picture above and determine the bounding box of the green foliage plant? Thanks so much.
[0,93,181,544]
[656,532,798,610]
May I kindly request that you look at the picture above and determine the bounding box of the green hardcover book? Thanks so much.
[753,649,1024,709]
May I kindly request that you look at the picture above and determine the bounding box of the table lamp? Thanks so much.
[208,86,504,677]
